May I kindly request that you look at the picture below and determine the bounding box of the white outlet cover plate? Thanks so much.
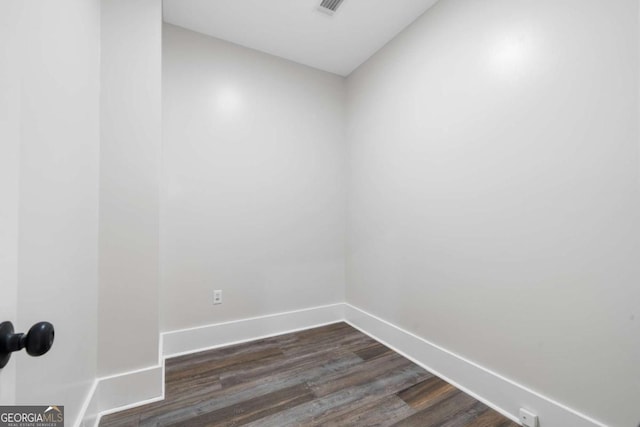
[213,290,222,304]
[519,408,539,427]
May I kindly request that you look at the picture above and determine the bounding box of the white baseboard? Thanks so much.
[77,302,607,427]
[75,380,98,427]
[77,303,344,427]
[344,303,607,427]
[163,303,345,358]
[76,365,164,427]
[97,365,164,415]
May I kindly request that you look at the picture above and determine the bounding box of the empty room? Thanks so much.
[1,0,638,426]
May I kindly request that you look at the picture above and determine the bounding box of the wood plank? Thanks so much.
[242,364,429,427]
[180,383,314,427]
[278,328,377,358]
[438,400,491,427]
[100,411,140,427]
[397,375,459,411]
[391,391,478,427]
[165,338,279,373]
[166,346,284,384]
[319,395,415,427]
[220,347,361,389]
[354,342,393,361]
[165,373,222,398]
[308,351,426,397]
[464,408,521,427]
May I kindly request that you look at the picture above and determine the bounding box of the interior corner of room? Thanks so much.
[1,0,639,426]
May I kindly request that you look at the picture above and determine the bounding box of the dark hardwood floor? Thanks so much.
[100,322,519,427]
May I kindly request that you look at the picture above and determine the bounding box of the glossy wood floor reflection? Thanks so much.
[100,323,519,427]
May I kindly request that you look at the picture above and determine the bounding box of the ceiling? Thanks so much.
[162,0,439,76]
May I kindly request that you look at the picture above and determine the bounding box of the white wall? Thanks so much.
[0,0,163,420]
[161,25,346,332]
[0,0,101,423]
[346,1,640,426]
[0,0,22,406]
[99,0,162,375]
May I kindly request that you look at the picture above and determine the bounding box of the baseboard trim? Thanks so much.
[74,380,98,427]
[78,303,344,427]
[163,302,345,358]
[76,365,164,427]
[77,302,607,427]
[344,303,608,427]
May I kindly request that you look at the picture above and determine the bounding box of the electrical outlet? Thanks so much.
[519,409,538,427]
[213,290,222,305]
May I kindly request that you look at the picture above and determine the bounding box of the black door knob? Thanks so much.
[24,322,55,356]
[0,321,55,369]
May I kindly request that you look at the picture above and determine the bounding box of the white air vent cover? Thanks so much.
[318,0,345,15]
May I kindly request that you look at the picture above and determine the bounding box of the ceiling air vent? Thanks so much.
[318,0,345,15]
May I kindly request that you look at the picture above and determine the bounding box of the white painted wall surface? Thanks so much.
[1,0,101,423]
[99,0,162,375]
[346,1,640,426]
[161,25,346,331]
[0,0,22,406]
